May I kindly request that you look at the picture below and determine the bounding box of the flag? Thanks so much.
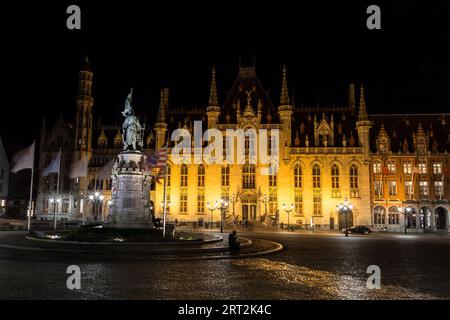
[98,159,114,180]
[10,141,35,173]
[42,149,61,176]
[154,147,167,184]
[443,165,450,175]
[69,156,89,179]
[381,165,389,175]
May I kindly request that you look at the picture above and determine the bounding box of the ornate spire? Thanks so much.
[280,65,290,106]
[208,66,218,107]
[358,84,368,121]
[156,89,165,123]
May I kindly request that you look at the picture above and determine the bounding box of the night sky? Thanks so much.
[1,1,449,151]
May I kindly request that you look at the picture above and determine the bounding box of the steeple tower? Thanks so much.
[206,66,220,128]
[74,56,94,160]
[356,84,372,159]
[280,65,290,106]
[358,84,368,121]
[278,65,293,160]
[154,88,168,150]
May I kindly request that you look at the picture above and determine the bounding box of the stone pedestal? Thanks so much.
[105,151,153,229]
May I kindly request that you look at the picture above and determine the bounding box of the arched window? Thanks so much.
[388,206,400,225]
[331,164,340,189]
[198,165,205,187]
[312,164,321,188]
[181,164,188,187]
[293,164,302,188]
[350,165,359,197]
[373,161,381,174]
[243,163,256,189]
[373,206,386,225]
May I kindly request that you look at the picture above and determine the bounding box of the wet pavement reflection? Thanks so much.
[1,232,449,299]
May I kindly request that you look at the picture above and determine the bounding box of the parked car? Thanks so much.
[342,226,372,235]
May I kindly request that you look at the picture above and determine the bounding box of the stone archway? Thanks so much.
[435,206,448,230]
[241,193,258,221]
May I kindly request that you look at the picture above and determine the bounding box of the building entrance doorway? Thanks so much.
[241,193,257,221]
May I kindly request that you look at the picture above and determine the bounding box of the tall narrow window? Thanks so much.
[294,191,303,216]
[374,181,383,197]
[198,165,205,187]
[181,164,188,187]
[331,165,339,197]
[243,163,256,189]
[167,165,171,187]
[388,181,397,196]
[269,172,277,187]
[350,165,359,197]
[221,165,230,187]
[294,164,302,188]
[435,181,443,197]
[197,189,205,214]
[312,164,321,188]
[180,190,187,214]
[313,195,322,216]
[404,181,413,197]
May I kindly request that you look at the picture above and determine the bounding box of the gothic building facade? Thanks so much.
[35,59,450,232]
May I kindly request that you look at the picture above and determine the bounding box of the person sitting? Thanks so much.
[228,230,240,250]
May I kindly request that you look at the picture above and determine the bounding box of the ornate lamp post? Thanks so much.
[282,203,294,231]
[217,198,229,233]
[261,194,270,222]
[88,191,104,221]
[229,193,238,217]
[336,198,353,237]
[207,201,218,229]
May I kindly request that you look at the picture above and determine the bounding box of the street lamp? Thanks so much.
[282,203,294,231]
[218,198,229,233]
[88,191,105,221]
[261,194,270,222]
[401,207,412,234]
[336,198,353,237]
[207,201,218,229]
[229,193,238,217]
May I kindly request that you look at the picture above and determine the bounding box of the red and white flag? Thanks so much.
[10,141,35,173]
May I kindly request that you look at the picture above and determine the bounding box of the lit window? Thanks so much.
[221,165,230,187]
[404,181,413,197]
[388,207,400,225]
[294,191,303,216]
[387,161,396,174]
[180,189,188,213]
[269,173,277,187]
[374,181,383,197]
[313,195,321,216]
[418,162,427,174]
[181,164,188,187]
[373,162,381,174]
[350,165,359,197]
[388,181,397,196]
[312,164,321,188]
[331,165,340,189]
[434,181,443,197]
[403,161,412,174]
[198,165,205,187]
[433,162,442,174]
[373,206,386,225]
[419,181,429,196]
[197,189,205,213]
[293,164,302,188]
[243,163,256,189]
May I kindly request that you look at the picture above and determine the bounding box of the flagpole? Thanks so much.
[162,142,169,237]
[54,148,61,230]
[441,172,444,201]
[27,141,35,232]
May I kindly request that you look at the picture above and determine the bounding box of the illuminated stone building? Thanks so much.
[35,59,450,232]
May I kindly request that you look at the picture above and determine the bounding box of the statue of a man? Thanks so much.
[122,89,143,151]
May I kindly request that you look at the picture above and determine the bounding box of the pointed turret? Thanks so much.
[280,65,290,106]
[356,84,372,159]
[208,66,218,107]
[154,88,168,150]
[206,66,220,129]
[358,84,368,121]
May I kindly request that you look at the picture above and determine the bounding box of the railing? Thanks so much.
[290,147,364,154]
